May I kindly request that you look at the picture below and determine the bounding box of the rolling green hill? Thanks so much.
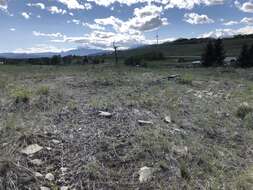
[117,34,253,59]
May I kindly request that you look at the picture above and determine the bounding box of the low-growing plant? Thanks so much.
[178,74,193,85]
[124,56,143,67]
[11,87,32,104]
[244,113,253,129]
[236,102,253,119]
[37,86,49,96]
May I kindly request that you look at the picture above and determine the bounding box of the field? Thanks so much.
[0,62,253,190]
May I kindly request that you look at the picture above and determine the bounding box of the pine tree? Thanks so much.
[201,40,215,67]
[248,44,253,67]
[238,44,249,68]
[214,38,225,66]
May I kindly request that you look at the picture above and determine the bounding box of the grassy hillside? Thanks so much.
[117,34,253,58]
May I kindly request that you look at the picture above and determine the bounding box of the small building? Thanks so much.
[192,60,201,65]
[0,61,4,65]
[224,57,237,65]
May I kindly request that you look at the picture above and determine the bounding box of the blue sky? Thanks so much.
[0,0,253,53]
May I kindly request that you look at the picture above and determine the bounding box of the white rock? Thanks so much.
[98,111,112,118]
[60,186,69,190]
[40,187,50,190]
[21,144,43,155]
[139,166,153,183]
[138,120,153,125]
[60,167,68,173]
[30,159,43,166]
[164,116,171,123]
[52,139,60,144]
[34,172,43,178]
[45,173,55,181]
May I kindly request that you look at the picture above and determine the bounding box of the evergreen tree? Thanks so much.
[214,38,225,66]
[248,44,253,67]
[51,55,62,65]
[201,40,215,67]
[238,44,249,68]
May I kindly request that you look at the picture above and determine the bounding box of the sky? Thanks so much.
[0,0,253,53]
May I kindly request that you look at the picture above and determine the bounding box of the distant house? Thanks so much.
[192,60,201,65]
[0,61,4,65]
[224,57,237,65]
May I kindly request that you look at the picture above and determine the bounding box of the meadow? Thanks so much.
[0,62,252,189]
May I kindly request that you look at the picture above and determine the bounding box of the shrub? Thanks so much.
[124,56,142,66]
[143,51,165,61]
[11,87,32,104]
[236,102,253,119]
[178,74,193,85]
[244,113,253,129]
[37,86,49,96]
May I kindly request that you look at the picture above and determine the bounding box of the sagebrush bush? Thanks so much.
[11,87,32,103]
[236,102,253,119]
[37,86,49,96]
[124,56,143,66]
[244,113,253,129]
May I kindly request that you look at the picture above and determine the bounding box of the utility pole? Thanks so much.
[156,33,159,46]
[113,42,118,65]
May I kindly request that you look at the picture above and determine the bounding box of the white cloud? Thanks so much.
[21,12,30,19]
[241,17,253,25]
[27,3,45,10]
[0,0,7,10]
[10,28,16,31]
[56,0,92,10]
[235,1,253,13]
[48,6,67,14]
[14,44,73,53]
[95,5,167,33]
[83,23,106,30]
[33,31,65,38]
[184,13,214,24]
[87,0,225,9]
[199,26,253,38]
[223,20,239,26]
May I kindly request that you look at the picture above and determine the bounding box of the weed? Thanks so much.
[10,87,32,104]
[236,102,253,119]
[36,86,49,96]
[178,74,193,85]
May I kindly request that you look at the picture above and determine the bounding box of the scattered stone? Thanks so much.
[164,116,172,123]
[139,166,153,183]
[34,172,43,178]
[45,173,55,181]
[173,146,188,157]
[60,186,69,190]
[21,144,43,155]
[168,74,180,80]
[46,147,52,151]
[52,139,60,144]
[61,167,68,173]
[30,159,43,166]
[40,187,50,190]
[138,120,153,125]
[98,111,112,118]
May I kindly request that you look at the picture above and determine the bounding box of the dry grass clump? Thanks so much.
[10,87,32,104]
[236,102,253,119]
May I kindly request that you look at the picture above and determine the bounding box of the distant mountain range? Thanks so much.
[0,47,109,59]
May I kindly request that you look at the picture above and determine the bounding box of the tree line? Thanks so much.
[201,39,253,68]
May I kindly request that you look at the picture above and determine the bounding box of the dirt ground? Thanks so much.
[0,64,252,190]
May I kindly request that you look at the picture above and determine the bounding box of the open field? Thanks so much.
[0,63,253,189]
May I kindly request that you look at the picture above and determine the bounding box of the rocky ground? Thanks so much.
[0,64,252,190]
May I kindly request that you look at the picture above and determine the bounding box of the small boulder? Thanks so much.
[21,144,43,155]
[34,172,43,178]
[98,111,112,118]
[138,120,153,125]
[139,166,153,183]
[30,159,43,166]
[164,116,172,123]
[40,187,50,190]
[60,186,69,190]
[45,173,55,181]
[52,139,60,144]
